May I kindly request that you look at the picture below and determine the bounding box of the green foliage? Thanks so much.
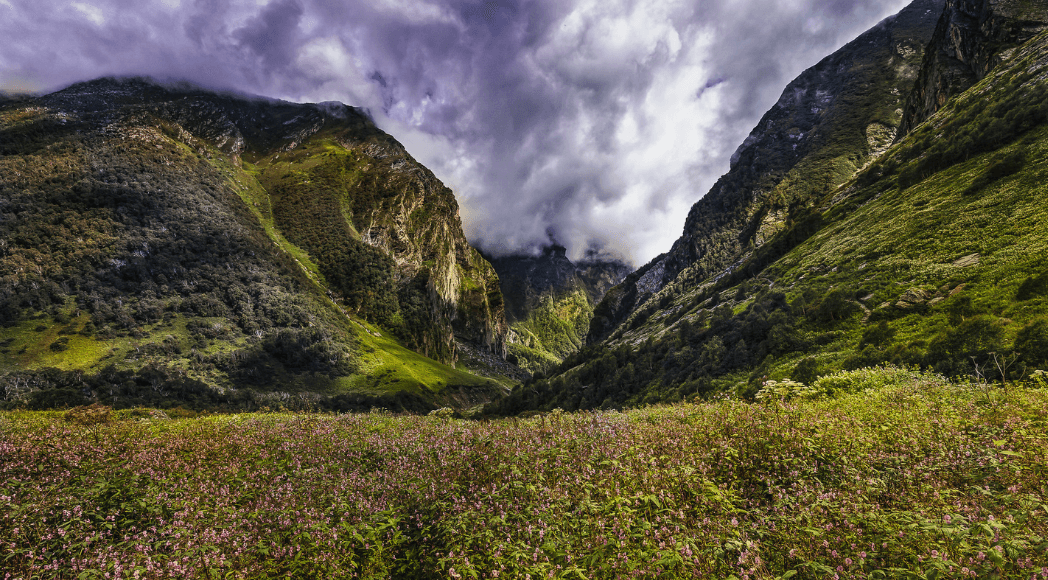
[508,288,593,374]
[962,150,1026,196]
[811,365,932,398]
[815,287,859,323]
[529,33,1048,412]
[754,378,817,401]
[0,79,507,405]
[926,315,1008,377]
[1016,272,1048,301]
[860,321,895,348]
[791,356,823,384]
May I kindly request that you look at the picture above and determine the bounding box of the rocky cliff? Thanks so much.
[899,0,1048,135]
[587,0,945,345]
[489,246,631,372]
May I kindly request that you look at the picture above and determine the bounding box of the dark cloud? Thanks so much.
[0,0,914,264]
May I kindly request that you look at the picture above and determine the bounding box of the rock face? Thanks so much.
[489,246,632,372]
[899,0,1048,136]
[587,0,945,345]
[491,245,632,324]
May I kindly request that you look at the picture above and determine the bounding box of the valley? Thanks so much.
[3,0,1048,576]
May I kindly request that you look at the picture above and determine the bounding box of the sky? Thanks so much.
[0,0,916,265]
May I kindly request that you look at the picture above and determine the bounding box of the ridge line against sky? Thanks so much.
[0,0,915,265]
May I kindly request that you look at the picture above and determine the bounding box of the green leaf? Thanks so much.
[781,570,798,579]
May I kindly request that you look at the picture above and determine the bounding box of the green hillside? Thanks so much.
[490,246,633,374]
[0,79,506,412]
[492,18,1048,414]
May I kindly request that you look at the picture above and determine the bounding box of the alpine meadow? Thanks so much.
[3,0,1048,578]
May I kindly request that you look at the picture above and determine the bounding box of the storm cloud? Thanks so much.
[0,0,915,264]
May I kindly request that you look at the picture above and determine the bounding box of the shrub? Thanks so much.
[815,287,858,323]
[792,357,822,384]
[811,365,931,398]
[64,403,112,425]
[963,150,1026,196]
[27,388,89,410]
[754,379,818,401]
[1015,319,1048,369]
[1016,273,1048,301]
[859,321,895,348]
[925,315,1007,377]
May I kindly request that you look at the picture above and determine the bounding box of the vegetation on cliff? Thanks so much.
[489,246,632,374]
[0,78,507,410]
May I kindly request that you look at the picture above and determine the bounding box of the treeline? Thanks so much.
[0,365,435,413]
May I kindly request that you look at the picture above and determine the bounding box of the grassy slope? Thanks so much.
[634,31,1048,376]
[214,136,497,396]
[3,370,1047,578]
[660,31,1048,369]
[593,0,942,344]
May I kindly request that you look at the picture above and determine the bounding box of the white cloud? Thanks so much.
[0,0,917,265]
[71,2,105,26]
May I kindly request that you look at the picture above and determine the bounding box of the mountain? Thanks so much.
[0,77,508,411]
[588,0,946,345]
[491,0,1048,414]
[488,245,631,373]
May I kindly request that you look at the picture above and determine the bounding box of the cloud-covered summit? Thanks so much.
[0,0,914,264]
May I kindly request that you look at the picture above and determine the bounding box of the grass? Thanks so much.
[2,368,1047,578]
[0,314,111,371]
[344,324,493,395]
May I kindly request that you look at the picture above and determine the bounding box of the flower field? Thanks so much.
[2,371,1048,579]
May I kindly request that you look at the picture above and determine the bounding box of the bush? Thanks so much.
[811,366,930,398]
[1016,273,1048,301]
[792,357,822,384]
[859,321,895,348]
[64,403,112,425]
[963,150,1026,196]
[28,388,90,409]
[925,315,1007,377]
[815,287,858,323]
[755,379,818,401]
[1015,319,1048,369]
